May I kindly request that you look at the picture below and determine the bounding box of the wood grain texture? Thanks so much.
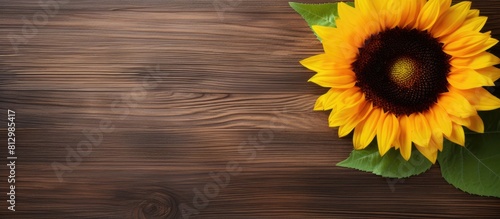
[1,0,500,218]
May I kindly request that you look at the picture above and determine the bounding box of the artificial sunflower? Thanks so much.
[301,0,500,163]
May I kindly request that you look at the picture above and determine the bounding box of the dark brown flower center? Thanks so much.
[352,27,451,116]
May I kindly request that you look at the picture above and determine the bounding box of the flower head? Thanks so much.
[301,0,500,163]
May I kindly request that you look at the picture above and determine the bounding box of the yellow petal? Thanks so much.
[338,2,359,27]
[338,102,373,137]
[398,115,412,160]
[431,1,471,38]
[462,16,488,32]
[451,52,500,69]
[467,113,485,133]
[444,33,496,58]
[377,112,399,156]
[315,89,345,111]
[415,145,438,164]
[415,0,442,30]
[449,114,470,126]
[353,108,383,150]
[355,0,374,16]
[398,0,415,27]
[445,123,465,146]
[334,87,364,111]
[399,0,426,28]
[300,54,332,72]
[311,25,339,42]
[336,2,372,46]
[333,22,366,48]
[370,0,386,11]
[466,9,480,19]
[430,104,453,136]
[456,37,498,58]
[430,130,444,151]
[314,92,327,111]
[329,109,352,127]
[454,87,500,111]
[392,127,402,150]
[415,144,438,164]
[329,93,365,127]
[483,38,499,54]
[308,73,356,88]
[355,0,382,37]
[322,42,358,63]
[378,0,402,29]
[425,105,452,141]
[437,0,453,14]
[441,16,487,43]
[334,17,368,49]
[410,113,432,147]
[410,0,428,27]
[444,32,489,51]
[447,68,495,89]
[300,54,355,73]
[477,66,500,82]
[438,91,476,118]
[355,0,379,22]
[449,113,484,133]
[375,112,388,152]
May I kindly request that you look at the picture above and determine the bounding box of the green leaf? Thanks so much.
[439,108,500,198]
[289,2,354,40]
[439,136,500,198]
[337,142,432,178]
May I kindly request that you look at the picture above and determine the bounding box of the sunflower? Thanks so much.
[301,0,500,163]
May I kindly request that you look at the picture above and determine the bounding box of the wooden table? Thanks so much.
[1,0,499,218]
